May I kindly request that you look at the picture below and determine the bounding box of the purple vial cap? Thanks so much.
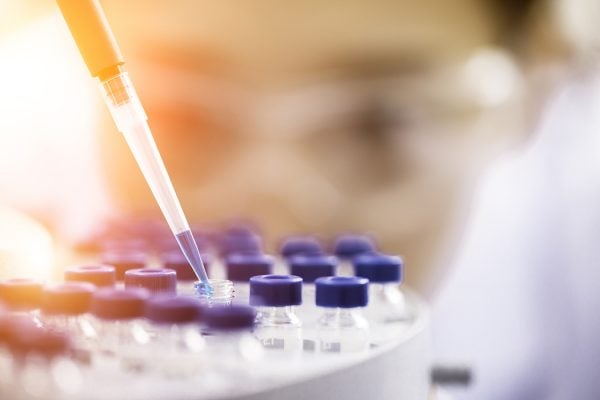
[333,234,376,259]
[279,236,323,258]
[250,275,303,307]
[0,278,44,310]
[42,282,95,315]
[353,253,403,283]
[288,254,338,283]
[125,268,177,295]
[315,276,369,308]
[203,304,256,331]
[145,295,203,324]
[219,233,262,256]
[226,253,274,282]
[11,324,71,358]
[101,250,147,281]
[91,287,150,320]
[161,251,212,282]
[64,265,116,287]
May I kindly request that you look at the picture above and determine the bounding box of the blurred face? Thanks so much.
[101,0,530,293]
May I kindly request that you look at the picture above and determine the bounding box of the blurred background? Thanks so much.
[1,0,600,398]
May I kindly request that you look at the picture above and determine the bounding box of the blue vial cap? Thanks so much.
[220,233,262,256]
[249,275,302,307]
[288,255,337,283]
[353,253,403,283]
[64,265,116,287]
[125,268,177,295]
[101,250,147,281]
[203,304,256,331]
[279,236,323,258]
[226,253,274,282]
[333,234,376,258]
[315,276,369,308]
[145,295,203,324]
[91,287,150,320]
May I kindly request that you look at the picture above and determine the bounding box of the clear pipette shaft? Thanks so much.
[55,0,210,286]
[100,73,210,285]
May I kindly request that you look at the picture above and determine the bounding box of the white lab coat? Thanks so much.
[433,69,600,400]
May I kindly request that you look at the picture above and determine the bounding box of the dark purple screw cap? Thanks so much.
[146,295,203,324]
[125,268,177,295]
[279,236,323,258]
[288,255,338,283]
[353,254,403,283]
[161,251,212,282]
[12,324,71,358]
[101,250,147,280]
[219,233,262,256]
[333,234,376,258]
[226,253,274,282]
[315,276,369,308]
[91,287,149,320]
[42,282,95,315]
[0,278,44,310]
[249,275,303,307]
[203,304,256,331]
[64,265,116,287]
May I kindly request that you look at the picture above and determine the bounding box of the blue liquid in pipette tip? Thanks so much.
[175,229,212,292]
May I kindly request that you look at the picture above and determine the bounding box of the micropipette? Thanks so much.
[56,0,211,289]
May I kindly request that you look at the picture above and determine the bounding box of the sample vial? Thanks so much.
[0,278,44,326]
[145,295,205,377]
[353,254,411,344]
[89,287,151,372]
[333,234,377,276]
[315,276,370,353]
[217,228,263,257]
[195,279,235,306]
[64,265,116,288]
[41,282,97,363]
[161,250,212,295]
[100,250,147,281]
[225,253,274,304]
[249,275,303,353]
[10,324,83,399]
[288,254,337,350]
[279,236,323,258]
[202,305,264,381]
[124,268,177,295]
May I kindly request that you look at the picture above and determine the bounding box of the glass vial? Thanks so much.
[315,276,370,353]
[249,275,303,353]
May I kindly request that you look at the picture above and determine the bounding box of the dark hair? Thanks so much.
[487,0,540,47]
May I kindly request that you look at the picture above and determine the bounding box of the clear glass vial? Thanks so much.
[144,295,205,377]
[195,279,235,306]
[202,305,264,380]
[0,278,45,326]
[89,287,151,372]
[315,276,370,354]
[288,254,337,351]
[10,324,83,399]
[249,275,303,353]
[353,253,412,344]
[41,282,97,363]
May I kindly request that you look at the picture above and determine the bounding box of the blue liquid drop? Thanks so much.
[175,230,210,285]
